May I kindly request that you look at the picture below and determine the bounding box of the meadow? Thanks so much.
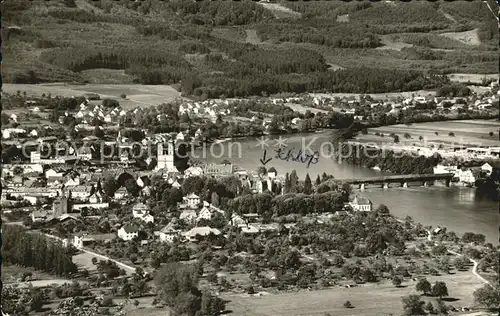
[222,270,484,316]
[360,120,500,148]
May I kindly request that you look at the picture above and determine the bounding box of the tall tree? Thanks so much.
[431,281,448,299]
[125,178,141,197]
[401,295,425,316]
[415,277,431,295]
[315,175,321,186]
[102,177,119,197]
[304,173,312,194]
[289,170,299,193]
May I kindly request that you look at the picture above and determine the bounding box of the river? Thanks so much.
[192,131,498,244]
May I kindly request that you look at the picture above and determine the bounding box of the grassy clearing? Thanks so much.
[245,29,262,45]
[222,269,483,316]
[3,264,55,284]
[336,14,349,23]
[73,252,99,273]
[376,35,414,51]
[388,33,472,50]
[285,103,329,114]
[440,29,482,46]
[211,27,246,43]
[115,297,173,316]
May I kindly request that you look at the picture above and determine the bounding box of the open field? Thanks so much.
[440,29,481,46]
[357,120,500,148]
[73,252,99,273]
[285,102,329,114]
[309,90,437,101]
[447,73,498,84]
[3,264,57,284]
[222,270,484,316]
[1,83,183,109]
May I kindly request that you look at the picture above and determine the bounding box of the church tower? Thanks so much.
[156,141,175,171]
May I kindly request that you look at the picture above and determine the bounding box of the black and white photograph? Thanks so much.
[1,0,499,315]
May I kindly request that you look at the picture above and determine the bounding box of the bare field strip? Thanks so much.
[258,2,302,19]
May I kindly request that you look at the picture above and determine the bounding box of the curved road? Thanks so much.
[426,230,491,286]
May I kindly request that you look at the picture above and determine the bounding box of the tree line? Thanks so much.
[41,46,191,73]
[2,225,78,277]
[229,190,347,219]
[335,143,443,174]
[165,0,273,26]
[257,23,381,49]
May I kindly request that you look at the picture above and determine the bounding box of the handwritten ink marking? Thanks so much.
[274,147,320,168]
[259,149,273,166]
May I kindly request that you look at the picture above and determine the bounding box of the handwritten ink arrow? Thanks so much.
[259,149,272,166]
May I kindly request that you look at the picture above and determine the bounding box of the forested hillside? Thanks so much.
[2,0,498,98]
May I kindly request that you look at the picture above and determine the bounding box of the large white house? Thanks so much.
[72,233,116,249]
[457,169,477,185]
[118,225,140,241]
[158,224,180,243]
[183,226,221,242]
[132,202,154,223]
[184,193,201,208]
[346,196,372,212]
[481,163,493,175]
[433,164,459,175]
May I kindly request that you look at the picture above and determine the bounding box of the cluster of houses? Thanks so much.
[75,102,126,124]
[178,99,232,121]
[433,162,494,186]
[2,144,377,252]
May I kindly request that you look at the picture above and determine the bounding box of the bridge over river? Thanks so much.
[346,173,455,190]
